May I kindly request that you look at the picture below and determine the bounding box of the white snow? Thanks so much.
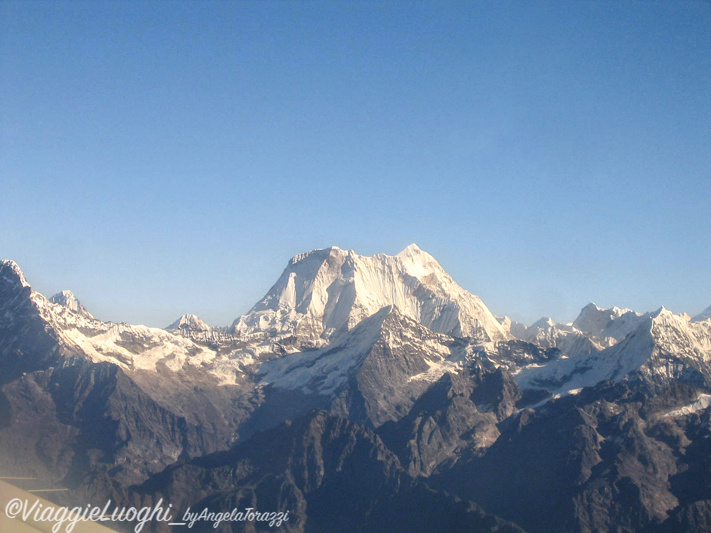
[572,302,645,341]
[407,358,463,383]
[49,290,94,319]
[665,394,711,417]
[257,306,467,395]
[5,256,710,404]
[0,260,30,288]
[232,244,510,345]
[529,317,556,330]
[516,307,711,395]
[514,318,605,358]
[497,315,528,339]
[166,313,211,332]
[28,290,241,385]
[257,308,391,395]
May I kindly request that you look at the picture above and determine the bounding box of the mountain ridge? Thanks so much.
[1,250,711,532]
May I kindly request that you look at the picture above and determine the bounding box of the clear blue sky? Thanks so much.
[1,1,710,327]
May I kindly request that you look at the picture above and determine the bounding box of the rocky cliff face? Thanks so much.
[131,410,523,533]
[432,380,711,532]
[377,362,521,477]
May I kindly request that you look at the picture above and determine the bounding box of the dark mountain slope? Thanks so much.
[132,410,523,533]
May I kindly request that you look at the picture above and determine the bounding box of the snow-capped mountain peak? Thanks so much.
[574,302,624,332]
[256,304,471,426]
[0,259,30,289]
[651,306,672,319]
[496,315,528,339]
[572,301,643,341]
[396,242,422,255]
[529,316,556,330]
[395,243,453,283]
[167,313,211,332]
[49,290,94,319]
[517,307,711,396]
[0,262,243,386]
[232,245,510,347]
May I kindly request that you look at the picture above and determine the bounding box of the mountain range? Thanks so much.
[0,245,710,532]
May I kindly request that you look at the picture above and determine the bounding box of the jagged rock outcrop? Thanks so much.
[131,410,523,533]
[378,363,521,477]
[435,381,711,532]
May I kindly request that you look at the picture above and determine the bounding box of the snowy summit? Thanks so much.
[232,244,510,346]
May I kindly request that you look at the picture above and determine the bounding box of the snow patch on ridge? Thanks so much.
[257,307,394,395]
[28,290,239,385]
[257,305,467,395]
[665,394,711,417]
